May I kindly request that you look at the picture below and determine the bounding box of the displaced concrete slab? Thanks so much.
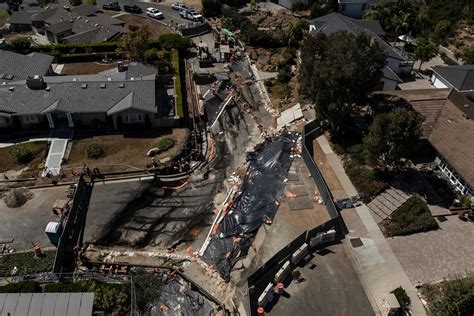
[288,196,313,211]
[277,103,304,128]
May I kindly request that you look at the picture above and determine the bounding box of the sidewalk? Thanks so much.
[316,135,426,316]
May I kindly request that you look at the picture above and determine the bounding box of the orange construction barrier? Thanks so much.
[276,283,285,294]
[257,306,265,315]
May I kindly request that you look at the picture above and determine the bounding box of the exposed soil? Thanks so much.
[0,141,48,175]
[64,128,189,173]
[312,139,344,192]
[447,23,473,57]
[116,14,174,39]
[60,62,117,75]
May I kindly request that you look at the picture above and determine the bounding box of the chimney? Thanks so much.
[26,75,45,90]
[118,63,127,72]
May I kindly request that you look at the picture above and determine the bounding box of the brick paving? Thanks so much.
[388,216,474,284]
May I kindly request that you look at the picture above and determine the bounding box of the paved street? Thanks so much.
[315,135,427,315]
[269,243,375,316]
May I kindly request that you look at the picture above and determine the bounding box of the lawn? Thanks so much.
[0,141,48,174]
[61,62,117,75]
[64,129,189,173]
[0,11,9,28]
[117,14,174,39]
[0,250,55,276]
[382,196,439,237]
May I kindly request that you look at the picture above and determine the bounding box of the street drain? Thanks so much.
[350,238,363,248]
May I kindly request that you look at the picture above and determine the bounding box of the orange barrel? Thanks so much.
[277,282,285,294]
[257,306,265,315]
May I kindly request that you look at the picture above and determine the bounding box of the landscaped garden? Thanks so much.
[419,274,474,316]
[0,141,48,174]
[382,196,439,237]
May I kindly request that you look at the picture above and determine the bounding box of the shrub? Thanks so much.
[85,143,105,159]
[277,66,291,83]
[0,281,41,293]
[391,286,411,308]
[172,50,184,118]
[156,137,175,152]
[344,160,388,203]
[132,269,163,312]
[9,145,33,163]
[429,275,474,316]
[383,196,439,236]
[158,34,191,51]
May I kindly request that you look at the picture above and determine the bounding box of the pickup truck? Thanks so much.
[179,8,202,22]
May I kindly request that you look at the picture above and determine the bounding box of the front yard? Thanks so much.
[63,129,189,173]
[0,141,48,176]
[116,14,174,39]
[60,62,117,75]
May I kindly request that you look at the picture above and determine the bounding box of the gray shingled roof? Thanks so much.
[432,65,474,91]
[0,50,53,84]
[309,13,405,61]
[0,76,156,116]
[99,62,158,80]
[29,4,126,42]
[8,11,36,25]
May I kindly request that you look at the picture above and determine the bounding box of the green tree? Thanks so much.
[69,0,82,6]
[431,275,474,316]
[462,45,474,64]
[116,26,152,61]
[414,38,437,70]
[364,109,422,168]
[2,37,32,54]
[6,0,22,12]
[84,0,96,4]
[300,31,385,142]
[202,0,221,17]
[132,270,163,312]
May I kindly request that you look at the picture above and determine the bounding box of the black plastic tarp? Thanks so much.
[219,131,297,236]
[202,131,298,280]
[146,276,213,316]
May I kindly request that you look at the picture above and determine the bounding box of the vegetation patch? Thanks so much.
[391,286,410,310]
[382,196,439,237]
[156,137,175,152]
[172,50,184,118]
[85,143,105,159]
[0,141,48,173]
[419,275,474,316]
[0,250,55,276]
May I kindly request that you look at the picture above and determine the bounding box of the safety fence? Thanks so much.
[246,119,346,315]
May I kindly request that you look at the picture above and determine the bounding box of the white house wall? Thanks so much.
[431,73,450,89]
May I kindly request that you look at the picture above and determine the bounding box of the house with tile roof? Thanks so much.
[9,4,127,44]
[430,65,474,92]
[378,88,474,195]
[0,64,177,132]
[308,13,411,90]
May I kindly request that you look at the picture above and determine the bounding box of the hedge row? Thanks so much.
[33,41,120,55]
[172,49,184,118]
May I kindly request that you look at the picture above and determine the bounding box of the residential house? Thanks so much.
[0,49,54,84]
[379,88,474,195]
[9,4,127,44]
[338,0,396,19]
[0,66,178,131]
[430,65,474,92]
[272,0,309,10]
[309,12,411,90]
[7,11,37,32]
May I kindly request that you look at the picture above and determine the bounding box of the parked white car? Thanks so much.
[146,7,164,19]
[171,3,188,10]
[179,8,202,22]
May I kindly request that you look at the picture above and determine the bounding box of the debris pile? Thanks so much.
[4,187,34,208]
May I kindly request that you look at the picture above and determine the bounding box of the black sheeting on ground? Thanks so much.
[202,131,298,280]
[146,275,213,316]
